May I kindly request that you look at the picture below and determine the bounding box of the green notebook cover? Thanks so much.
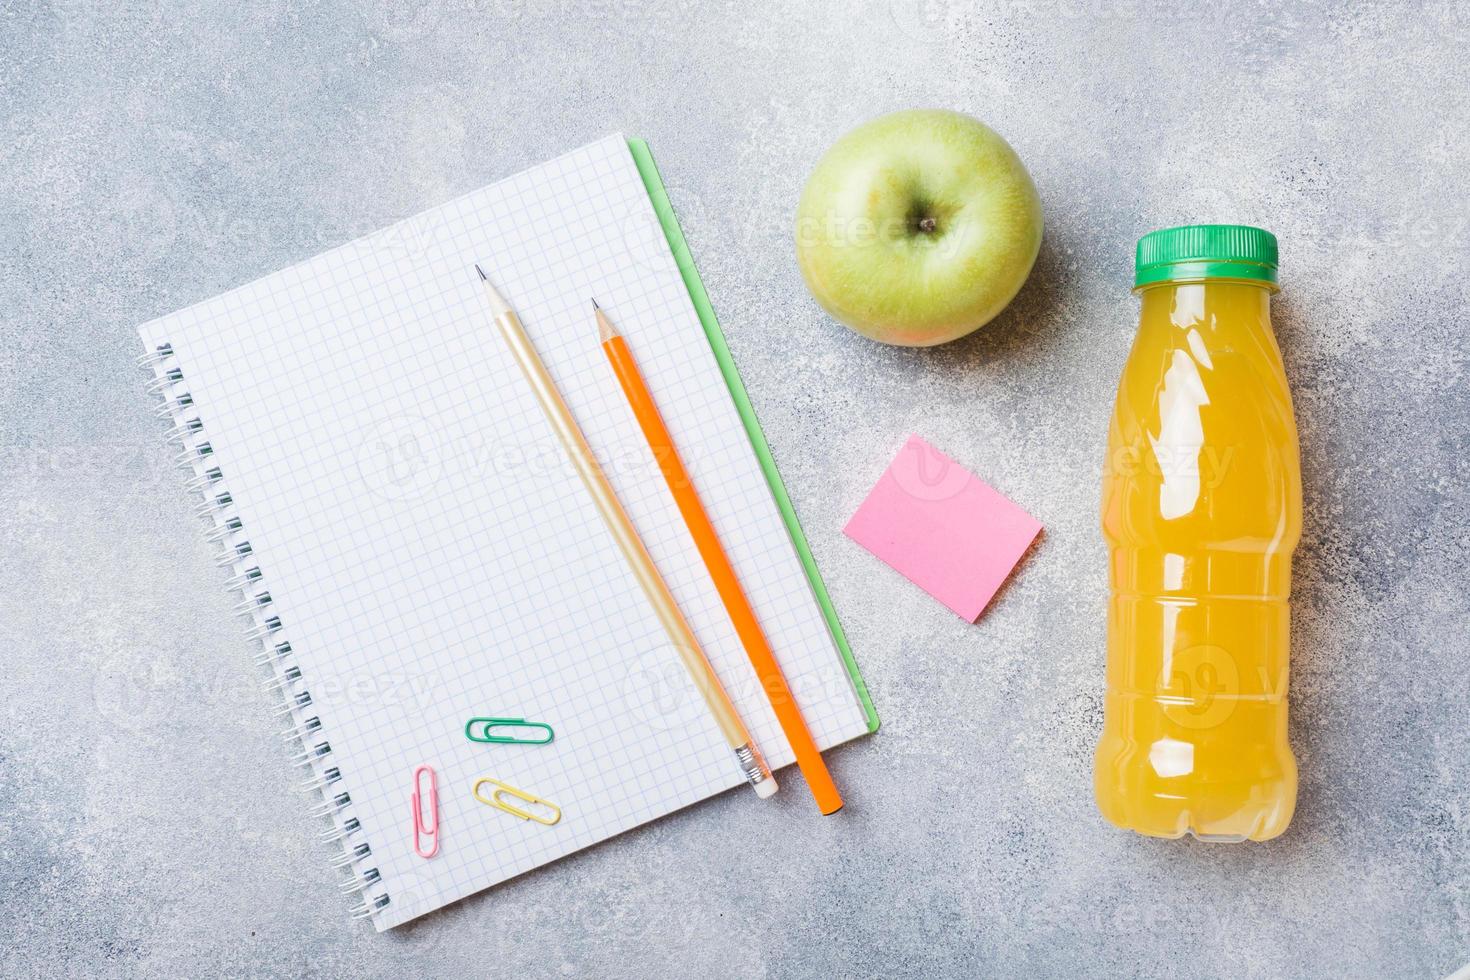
[627,138,879,734]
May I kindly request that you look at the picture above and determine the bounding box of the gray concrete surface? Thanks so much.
[3,1,1468,977]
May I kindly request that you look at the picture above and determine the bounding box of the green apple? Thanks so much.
[795,109,1043,347]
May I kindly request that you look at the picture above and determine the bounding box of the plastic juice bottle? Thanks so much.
[1094,225,1301,842]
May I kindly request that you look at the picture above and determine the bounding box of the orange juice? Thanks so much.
[1094,225,1301,841]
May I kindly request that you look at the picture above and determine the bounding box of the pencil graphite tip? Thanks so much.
[474,266,513,318]
[593,301,618,343]
[590,297,600,310]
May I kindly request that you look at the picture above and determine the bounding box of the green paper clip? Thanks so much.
[465,717,554,745]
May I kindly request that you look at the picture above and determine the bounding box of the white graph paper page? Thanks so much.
[138,135,871,930]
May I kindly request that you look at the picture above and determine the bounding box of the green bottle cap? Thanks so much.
[1134,224,1279,290]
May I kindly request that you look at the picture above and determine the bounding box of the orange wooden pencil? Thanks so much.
[595,299,843,814]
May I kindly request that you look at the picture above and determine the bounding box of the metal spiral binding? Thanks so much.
[302,766,342,792]
[208,516,247,544]
[289,740,333,765]
[136,342,175,366]
[164,417,205,442]
[340,870,378,894]
[214,542,252,567]
[260,641,295,668]
[349,894,391,919]
[331,840,371,868]
[233,589,272,614]
[154,389,192,415]
[198,490,233,517]
[140,340,387,924]
[187,466,225,492]
[276,688,313,716]
[248,617,286,643]
[146,367,185,393]
[321,816,361,843]
[284,716,323,742]
[313,791,352,818]
[225,566,263,592]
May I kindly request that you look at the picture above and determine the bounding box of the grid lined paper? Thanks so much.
[138,135,872,930]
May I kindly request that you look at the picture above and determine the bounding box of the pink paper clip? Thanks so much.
[411,764,439,858]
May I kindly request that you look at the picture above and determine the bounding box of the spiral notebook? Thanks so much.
[138,135,877,930]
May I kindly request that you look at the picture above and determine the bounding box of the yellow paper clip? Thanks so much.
[472,777,562,826]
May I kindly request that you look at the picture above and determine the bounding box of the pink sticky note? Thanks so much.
[843,434,1042,622]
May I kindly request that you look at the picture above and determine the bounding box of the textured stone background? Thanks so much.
[3,1,1468,977]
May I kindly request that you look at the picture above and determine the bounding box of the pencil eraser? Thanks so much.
[753,774,778,798]
[844,434,1042,622]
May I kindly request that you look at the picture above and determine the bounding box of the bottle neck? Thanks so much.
[1137,279,1273,334]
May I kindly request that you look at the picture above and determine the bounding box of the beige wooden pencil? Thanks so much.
[473,266,776,798]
